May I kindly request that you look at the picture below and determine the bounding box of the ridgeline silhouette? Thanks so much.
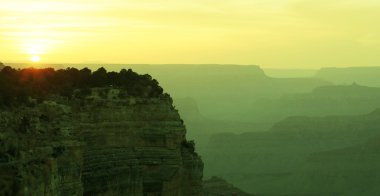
[0,65,164,106]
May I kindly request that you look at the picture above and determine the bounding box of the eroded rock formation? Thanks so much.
[0,88,203,195]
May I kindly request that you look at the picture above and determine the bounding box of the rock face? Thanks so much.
[0,101,83,195]
[0,88,203,195]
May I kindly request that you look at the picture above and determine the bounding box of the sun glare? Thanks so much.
[30,55,41,62]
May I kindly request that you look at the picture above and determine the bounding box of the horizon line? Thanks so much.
[3,61,380,70]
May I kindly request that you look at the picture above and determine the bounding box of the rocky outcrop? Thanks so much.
[0,88,203,195]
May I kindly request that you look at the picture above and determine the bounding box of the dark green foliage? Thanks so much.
[52,146,66,158]
[0,66,164,107]
[182,140,196,152]
[18,117,30,133]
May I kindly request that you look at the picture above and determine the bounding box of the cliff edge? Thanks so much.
[0,67,203,195]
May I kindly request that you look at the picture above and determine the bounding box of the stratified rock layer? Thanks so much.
[0,88,203,196]
[0,101,83,195]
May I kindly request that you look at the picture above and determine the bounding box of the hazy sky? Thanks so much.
[1,0,380,68]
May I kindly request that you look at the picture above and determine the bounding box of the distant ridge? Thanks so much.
[246,84,380,123]
[311,83,380,97]
[315,66,380,87]
[203,109,380,195]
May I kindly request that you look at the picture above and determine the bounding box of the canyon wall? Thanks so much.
[0,88,203,195]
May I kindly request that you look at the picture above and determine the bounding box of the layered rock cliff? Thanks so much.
[0,88,203,195]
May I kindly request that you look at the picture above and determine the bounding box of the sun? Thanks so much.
[30,55,41,63]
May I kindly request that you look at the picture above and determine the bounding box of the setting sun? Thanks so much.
[30,55,40,62]
[1,0,380,67]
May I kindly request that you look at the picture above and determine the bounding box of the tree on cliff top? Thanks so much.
[0,66,164,106]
